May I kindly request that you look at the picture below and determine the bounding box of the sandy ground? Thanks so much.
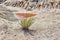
[0,5,60,40]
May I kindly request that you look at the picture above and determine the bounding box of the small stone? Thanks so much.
[14,35,16,36]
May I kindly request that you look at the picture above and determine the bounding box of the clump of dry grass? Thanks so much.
[20,18,34,30]
[16,13,37,30]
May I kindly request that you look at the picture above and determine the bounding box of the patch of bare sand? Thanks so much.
[0,9,60,40]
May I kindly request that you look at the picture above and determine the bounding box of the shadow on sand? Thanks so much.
[14,28,36,36]
[22,28,36,36]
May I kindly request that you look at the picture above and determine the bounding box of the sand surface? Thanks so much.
[0,4,60,40]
